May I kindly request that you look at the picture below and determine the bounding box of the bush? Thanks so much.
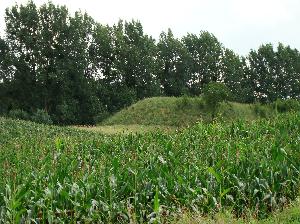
[55,100,79,124]
[99,84,137,114]
[78,95,109,125]
[31,109,53,125]
[272,99,300,113]
[8,109,30,120]
[94,107,110,124]
[203,82,231,119]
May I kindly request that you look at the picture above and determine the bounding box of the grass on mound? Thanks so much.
[1,113,300,223]
[102,97,205,126]
[101,97,262,127]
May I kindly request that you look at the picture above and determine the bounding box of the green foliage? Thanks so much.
[222,49,249,103]
[196,97,206,110]
[272,99,300,113]
[97,83,138,114]
[153,187,160,224]
[111,20,161,99]
[203,82,231,119]
[2,1,300,125]
[8,109,53,125]
[54,100,79,124]
[93,107,110,124]
[253,103,273,118]
[246,43,300,103]
[169,198,300,223]
[183,32,223,95]
[218,102,257,121]
[31,109,53,125]
[158,29,191,96]
[1,113,300,222]
[8,109,30,121]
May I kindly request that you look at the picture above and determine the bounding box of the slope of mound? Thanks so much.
[101,97,257,126]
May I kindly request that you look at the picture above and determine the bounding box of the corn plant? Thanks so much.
[0,113,300,223]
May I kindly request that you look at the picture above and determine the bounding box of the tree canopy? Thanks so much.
[1,1,300,124]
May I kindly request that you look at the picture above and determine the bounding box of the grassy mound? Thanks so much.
[1,113,300,222]
[101,97,258,126]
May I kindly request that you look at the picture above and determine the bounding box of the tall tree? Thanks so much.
[90,23,134,114]
[0,38,8,80]
[36,2,70,115]
[247,44,277,102]
[0,37,12,114]
[113,20,160,99]
[246,43,300,102]
[221,49,249,102]
[90,23,114,81]
[4,1,105,124]
[158,29,191,96]
[4,1,40,111]
[183,31,223,95]
[275,43,300,100]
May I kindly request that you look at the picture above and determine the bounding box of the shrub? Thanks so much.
[272,99,300,113]
[55,100,79,124]
[203,82,231,119]
[31,109,53,125]
[94,109,110,124]
[8,109,30,121]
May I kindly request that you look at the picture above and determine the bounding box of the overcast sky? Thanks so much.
[1,0,299,55]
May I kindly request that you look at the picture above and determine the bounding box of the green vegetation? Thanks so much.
[101,97,299,127]
[259,198,300,224]
[102,97,205,126]
[173,198,300,223]
[202,82,231,119]
[8,109,53,124]
[75,124,176,135]
[1,2,300,223]
[1,112,300,223]
[1,1,300,125]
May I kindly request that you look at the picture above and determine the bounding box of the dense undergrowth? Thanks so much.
[0,113,300,223]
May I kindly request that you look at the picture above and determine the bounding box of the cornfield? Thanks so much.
[0,113,300,223]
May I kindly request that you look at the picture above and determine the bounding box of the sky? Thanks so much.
[0,0,299,55]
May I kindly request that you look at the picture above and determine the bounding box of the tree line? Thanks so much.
[0,1,300,124]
